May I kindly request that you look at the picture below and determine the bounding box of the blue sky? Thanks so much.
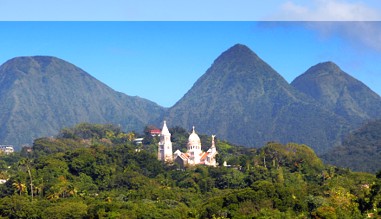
[1,22,380,107]
[0,1,380,107]
[1,0,381,20]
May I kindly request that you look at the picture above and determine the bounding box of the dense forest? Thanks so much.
[0,123,380,218]
[322,119,381,173]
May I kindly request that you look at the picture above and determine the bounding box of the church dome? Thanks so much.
[188,126,201,147]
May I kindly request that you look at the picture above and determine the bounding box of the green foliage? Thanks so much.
[32,137,83,157]
[0,124,379,218]
[0,195,39,219]
[323,119,381,173]
[169,126,189,152]
[42,198,88,218]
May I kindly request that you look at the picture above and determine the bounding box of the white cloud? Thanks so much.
[271,1,381,52]
[305,22,381,52]
[273,0,381,21]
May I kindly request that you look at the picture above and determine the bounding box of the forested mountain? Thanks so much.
[167,44,350,154]
[0,124,380,218]
[322,120,381,173]
[0,56,164,149]
[2,44,381,217]
[291,62,381,125]
[1,44,381,156]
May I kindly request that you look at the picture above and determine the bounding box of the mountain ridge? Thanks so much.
[1,44,381,155]
[0,56,164,148]
[291,61,381,125]
[167,44,351,154]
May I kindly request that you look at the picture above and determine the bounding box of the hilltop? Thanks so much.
[292,61,381,125]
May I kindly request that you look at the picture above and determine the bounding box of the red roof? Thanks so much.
[178,153,189,160]
[200,152,209,161]
[150,129,161,134]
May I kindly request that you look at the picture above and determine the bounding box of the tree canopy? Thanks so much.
[0,123,380,218]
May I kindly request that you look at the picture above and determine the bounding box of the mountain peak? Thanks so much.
[315,61,339,68]
[291,61,381,124]
[1,56,76,78]
[168,44,348,154]
[215,44,259,63]
[5,56,61,65]
[227,43,253,52]
[190,43,290,93]
[303,61,343,78]
[0,56,164,148]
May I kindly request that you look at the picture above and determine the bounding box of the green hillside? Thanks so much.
[167,44,350,154]
[323,120,381,173]
[292,62,381,125]
[0,56,164,149]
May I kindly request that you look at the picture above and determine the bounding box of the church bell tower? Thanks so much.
[158,121,173,162]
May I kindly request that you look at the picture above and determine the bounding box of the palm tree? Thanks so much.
[19,158,34,201]
[12,181,27,195]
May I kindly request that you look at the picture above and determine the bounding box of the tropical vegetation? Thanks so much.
[0,123,380,218]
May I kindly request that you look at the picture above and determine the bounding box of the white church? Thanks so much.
[157,121,218,167]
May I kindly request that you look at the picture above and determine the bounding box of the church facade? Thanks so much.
[157,121,218,167]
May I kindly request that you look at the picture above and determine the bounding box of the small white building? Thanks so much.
[133,138,144,145]
[0,145,14,155]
